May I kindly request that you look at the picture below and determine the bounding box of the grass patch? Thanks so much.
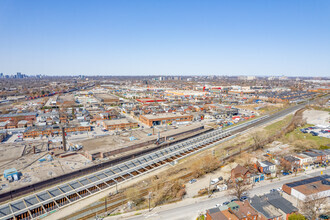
[196,215,205,220]
[282,126,330,150]
[109,212,121,216]
[264,114,293,136]
[134,212,142,215]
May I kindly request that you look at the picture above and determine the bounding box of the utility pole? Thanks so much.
[148,192,152,212]
[208,177,211,198]
[61,126,66,151]
[105,198,107,215]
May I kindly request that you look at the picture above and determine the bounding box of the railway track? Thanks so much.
[0,103,304,220]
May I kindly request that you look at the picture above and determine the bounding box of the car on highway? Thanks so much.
[189,179,197,184]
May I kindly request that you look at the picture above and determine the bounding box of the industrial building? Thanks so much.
[102,119,138,130]
[139,113,193,127]
[0,112,37,122]
[93,93,120,104]
[23,125,91,138]
[282,175,330,201]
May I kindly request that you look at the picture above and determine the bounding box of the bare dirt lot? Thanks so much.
[303,109,329,126]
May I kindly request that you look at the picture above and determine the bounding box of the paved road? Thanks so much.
[108,168,329,220]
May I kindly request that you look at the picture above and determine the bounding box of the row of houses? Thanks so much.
[206,191,298,220]
[282,149,330,171]
[230,161,277,185]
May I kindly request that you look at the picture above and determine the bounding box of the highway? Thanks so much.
[0,103,305,220]
[115,168,330,220]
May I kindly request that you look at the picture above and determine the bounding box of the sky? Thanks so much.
[0,0,329,77]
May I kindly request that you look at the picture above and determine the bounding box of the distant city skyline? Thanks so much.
[0,0,329,77]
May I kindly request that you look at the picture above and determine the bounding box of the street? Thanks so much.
[107,168,330,220]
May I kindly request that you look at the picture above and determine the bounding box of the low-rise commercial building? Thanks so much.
[139,113,193,127]
[282,175,330,201]
[102,119,138,130]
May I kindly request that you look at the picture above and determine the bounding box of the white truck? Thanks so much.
[211,176,223,185]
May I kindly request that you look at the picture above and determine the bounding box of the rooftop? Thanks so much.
[141,113,192,120]
[103,118,136,125]
[0,112,37,118]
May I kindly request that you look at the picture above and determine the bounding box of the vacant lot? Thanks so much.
[303,109,329,126]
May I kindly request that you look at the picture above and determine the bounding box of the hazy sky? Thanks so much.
[0,0,329,76]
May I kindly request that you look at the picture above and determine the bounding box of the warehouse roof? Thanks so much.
[141,113,192,120]
[103,118,136,125]
[0,112,37,118]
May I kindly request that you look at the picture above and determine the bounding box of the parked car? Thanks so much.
[223,201,230,205]
[270,189,277,192]
[211,178,220,185]
[283,172,290,176]
[189,179,197,184]
[231,198,239,202]
[319,214,330,220]
[310,131,319,136]
[300,129,307,133]
[240,196,248,201]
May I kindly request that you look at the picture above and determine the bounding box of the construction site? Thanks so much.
[0,122,211,197]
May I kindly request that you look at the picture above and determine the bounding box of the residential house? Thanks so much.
[265,191,298,219]
[17,120,28,128]
[293,154,313,170]
[231,164,251,183]
[228,201,259,220]
[256,161,276,178]
[206,207,228,220]
[309,149,328,162]
[250,195,283,220]
[7,121,17,129]
[282,156,300,172]
[0,121,8,130]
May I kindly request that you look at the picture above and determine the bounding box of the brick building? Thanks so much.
[103,119,138,130]
[23,125,91,138]
[139,113,193,127]
[0,112,37,122]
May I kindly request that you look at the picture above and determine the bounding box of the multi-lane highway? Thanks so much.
[0,103,305,220]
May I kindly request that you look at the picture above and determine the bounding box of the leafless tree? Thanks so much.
[252,132,264,150]
[124,187,141,204]
[228,181,251,200]
[300,194,328,220]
